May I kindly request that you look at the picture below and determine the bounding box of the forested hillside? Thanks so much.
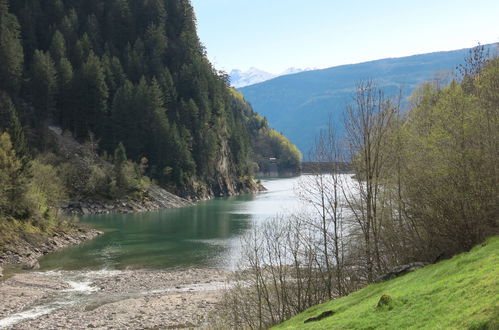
[0,0,300,195]
[0,0,301,243]
[240,45,497,156]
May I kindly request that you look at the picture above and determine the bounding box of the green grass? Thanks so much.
[275,236,499,330]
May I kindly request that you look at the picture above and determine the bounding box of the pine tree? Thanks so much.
[0,91,28,163]
[56,57,74,127]
[0,0,24,93]
[49,30,66,62]
[74,33,93,67]
[31,50,57,124]
[86,14,102,54]
[111,79,136,155]
[105,0,133,50]
[144,23,168,76]
[73,51,109,138]
[60,8,79,48]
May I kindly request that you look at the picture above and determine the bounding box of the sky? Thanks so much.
[190,0,499,74]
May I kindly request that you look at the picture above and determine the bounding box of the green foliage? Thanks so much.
[253,128,302,174]
[0,91,28,163]
[0,144,70,241]
[275,237,499,329]
[399,59,499,254]
[0,132,28,218]
[228,88,302,175]
[28,159,68,219]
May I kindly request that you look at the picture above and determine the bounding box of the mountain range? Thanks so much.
[239,45,497,157]
[229,67,314,88]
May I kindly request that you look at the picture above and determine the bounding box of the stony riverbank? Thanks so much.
[0,268,229,329]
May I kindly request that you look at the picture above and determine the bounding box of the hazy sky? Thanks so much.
[190,0,499,73]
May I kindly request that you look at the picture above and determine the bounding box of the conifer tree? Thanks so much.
[73,51,109,138]
[0,91,28,164]
[31,50,57,123]
[56,57,74,127]
[0,0,24,93]
[49,30,66,62]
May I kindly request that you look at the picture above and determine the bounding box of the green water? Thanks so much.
[39,177,303,271]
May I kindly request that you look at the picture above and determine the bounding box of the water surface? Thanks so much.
[39,177,305,270]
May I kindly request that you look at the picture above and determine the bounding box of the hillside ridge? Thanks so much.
[240,43,497,156]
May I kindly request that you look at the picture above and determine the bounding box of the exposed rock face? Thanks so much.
[209,133,264,197]
[375,262,428,283]
[213,137,238,197]
[179,130,264,200]
[0,266,3,277]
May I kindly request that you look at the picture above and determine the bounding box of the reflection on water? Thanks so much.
[39,176,309,271]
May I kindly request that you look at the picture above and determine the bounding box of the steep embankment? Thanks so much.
[276,237,499,329]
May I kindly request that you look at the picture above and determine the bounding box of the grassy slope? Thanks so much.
[275,237,499,330]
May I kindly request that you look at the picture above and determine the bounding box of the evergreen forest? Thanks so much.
[0,0,300,195]
[0,0,301,235]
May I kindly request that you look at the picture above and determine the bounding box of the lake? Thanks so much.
[39,177,310,271]
[1,175,354,328]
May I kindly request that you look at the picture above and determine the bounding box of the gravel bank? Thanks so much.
[0,268,229,329]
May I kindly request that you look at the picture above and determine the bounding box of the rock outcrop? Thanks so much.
[304,310,335,323]
[22,260,40,270]
[375,262,428,283]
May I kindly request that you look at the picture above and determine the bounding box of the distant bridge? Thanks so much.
[301,162,352,174]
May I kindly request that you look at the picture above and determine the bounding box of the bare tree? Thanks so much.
[297,119,347,297]
[343,80,398,282]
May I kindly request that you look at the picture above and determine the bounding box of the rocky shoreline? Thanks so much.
[0,227,103,276]
[61,185,193,216]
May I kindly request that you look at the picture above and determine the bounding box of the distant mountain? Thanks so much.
[230,67,276,88]
[239,45,497,157]
[230,67,314,88]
